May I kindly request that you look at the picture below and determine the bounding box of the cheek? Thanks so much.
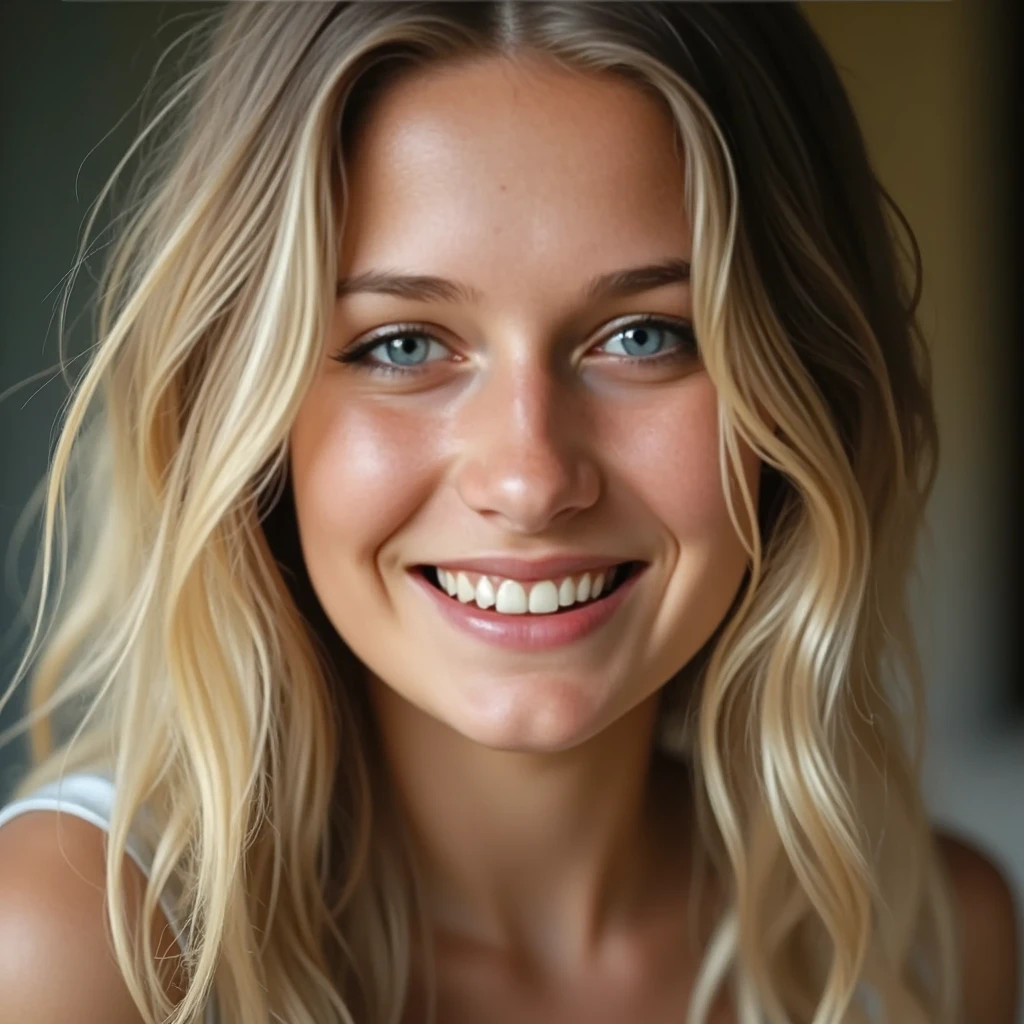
[604,376,756,659]
[604,375,749,540]
[289,387,439,570]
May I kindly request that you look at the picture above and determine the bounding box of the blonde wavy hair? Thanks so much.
[0,3,958,1023]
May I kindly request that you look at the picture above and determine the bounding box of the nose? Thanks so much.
[452,359,601,535]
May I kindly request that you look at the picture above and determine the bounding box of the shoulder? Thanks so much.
[0,808,186,1024]
[935,829,1020,1023]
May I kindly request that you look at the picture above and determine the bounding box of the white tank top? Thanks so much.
[0,771,219,1024]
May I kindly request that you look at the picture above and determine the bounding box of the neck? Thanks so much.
[367,680,691,972]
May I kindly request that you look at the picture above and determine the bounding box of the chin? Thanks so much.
[444,675,621,754]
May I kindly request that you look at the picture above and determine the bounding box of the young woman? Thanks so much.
[0,3,1017,1023]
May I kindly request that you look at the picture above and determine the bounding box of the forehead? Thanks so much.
[338,57,693,290]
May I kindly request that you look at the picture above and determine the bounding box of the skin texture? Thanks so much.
[0,811,188,1024]
[287,56,1022,1021]
[290,54,759,989]
[0,55,1015,1024]
[0,815,1015,1023]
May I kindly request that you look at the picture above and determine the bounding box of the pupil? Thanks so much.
[389,335,426,365]
[623,326,661,356]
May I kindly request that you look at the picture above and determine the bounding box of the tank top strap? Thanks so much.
[0,771,219,1023]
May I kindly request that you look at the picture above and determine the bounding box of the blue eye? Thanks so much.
[332,326,450,376]
[332,315,697,377]
[369,331,447,367]
[599,319,695,360]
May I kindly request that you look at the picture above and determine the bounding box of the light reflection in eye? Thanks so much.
[331,314,698,378]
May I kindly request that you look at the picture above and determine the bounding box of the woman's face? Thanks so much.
[290,56,759,752]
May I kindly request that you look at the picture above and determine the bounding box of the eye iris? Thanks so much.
[620,325,663,357]
[386,335,428,365]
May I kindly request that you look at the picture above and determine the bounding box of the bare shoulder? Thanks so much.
[0,809,186,1024]
[935,828,1020,1023]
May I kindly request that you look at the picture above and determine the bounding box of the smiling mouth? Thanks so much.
[416,561,645,616]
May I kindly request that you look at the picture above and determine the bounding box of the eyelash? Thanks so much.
[331,315,698,378]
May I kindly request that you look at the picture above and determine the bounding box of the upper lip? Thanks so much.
[417,555,639,582]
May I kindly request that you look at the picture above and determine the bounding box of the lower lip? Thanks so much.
[408,566,645,652]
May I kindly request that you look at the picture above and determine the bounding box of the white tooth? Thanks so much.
[576,572,592,602]
[592,571,605,597]
[527,580,559,614]
[558,577,576,607]
[456,572,476,603]
[475,575,496,609]
[495,579,527,614]
[443,570,458,596]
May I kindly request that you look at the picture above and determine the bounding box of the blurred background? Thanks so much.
[798,0,1024,934]
[1,0,1020,983]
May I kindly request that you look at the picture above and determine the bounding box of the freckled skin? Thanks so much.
[290,57,759,751]
[288,55,759,1012]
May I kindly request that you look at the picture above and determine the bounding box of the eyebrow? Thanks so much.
[335,257,691,304]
